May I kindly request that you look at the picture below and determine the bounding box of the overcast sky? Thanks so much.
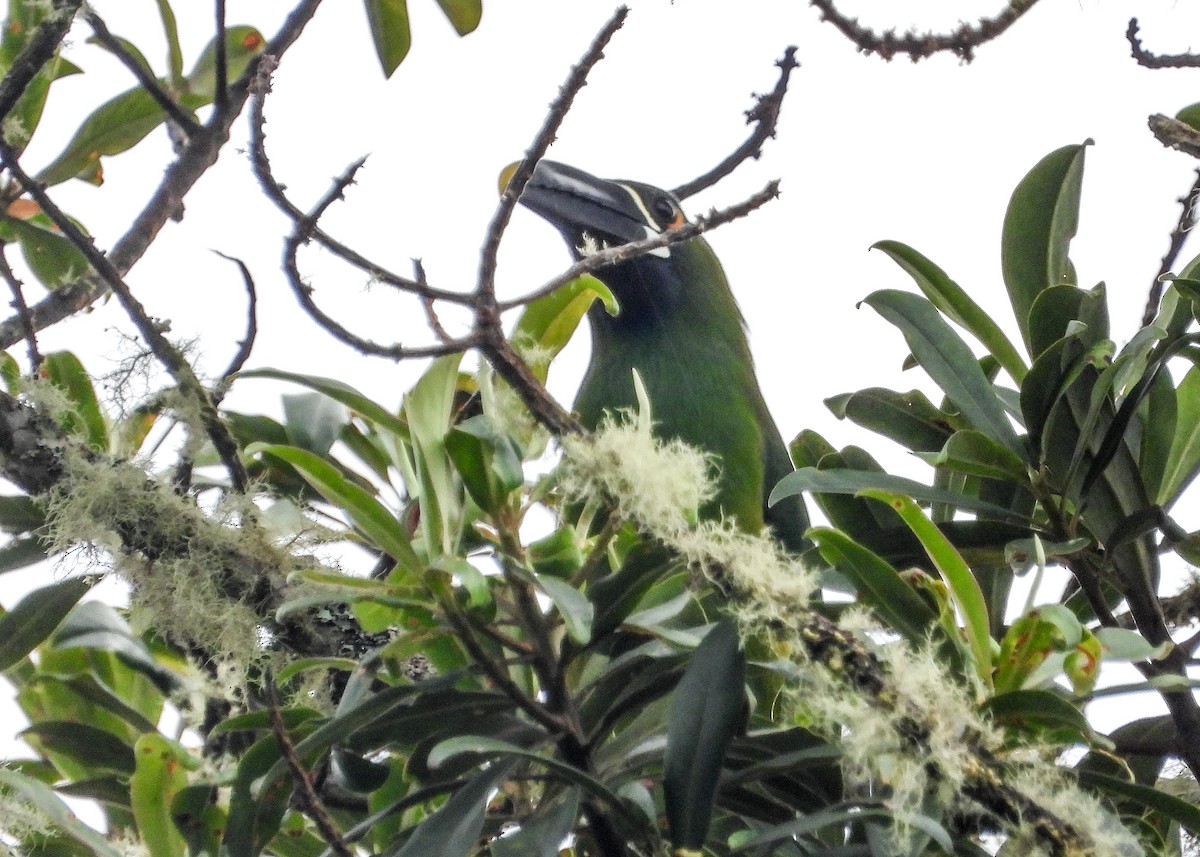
[4,0,1200,752]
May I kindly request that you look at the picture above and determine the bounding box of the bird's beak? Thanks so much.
[501,160,658,256]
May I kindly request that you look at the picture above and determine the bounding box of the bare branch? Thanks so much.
[1144,168,1200,326]
[266,679,355,857]
[498,180,781,311]
[247,59,470,305]
[214,0,229,116]
[0,141,250,492]
[1127,18,1200,69]
[1150,113,1200,160]
[211,252,259,397]
[672,47,798,200]
[0,0,326,349]
[0,243,42,370]
[281,159,476,360]
[82,8,203,138]
[809,0,1039,62]
[475,5,629,304]
[0,0,83,126]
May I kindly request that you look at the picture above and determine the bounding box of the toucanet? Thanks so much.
[513,160,809,552]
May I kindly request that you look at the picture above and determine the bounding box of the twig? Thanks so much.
[1144,168,1200,326]
[0,140,250,492]
[1127,18,1200,69]
[414,259,454,344]
[265,679,354,857]
[498,180,782,310]
[0,243,42,370]
[214,0,229,116]
[82,9,203,138]
[211,251,258,398]
[0,0,83,125]
[809,0,1040,62]
[247,59,468,304]
[1149,114,1200,161]
[280,159,476,360]
[475,5,629,304]
[0,0,326,349]
[672,47,798,200]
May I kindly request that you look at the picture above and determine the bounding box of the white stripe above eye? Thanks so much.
[616,182,672,259]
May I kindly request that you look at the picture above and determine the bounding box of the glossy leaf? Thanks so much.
[921,430,1029,483]
[872,240,1027,382]
[21,721,136,775]
[1156,364,1200,506]
[131,733,188,857]
[364,0,412,77]
[1076,771,1200,838]
[51,601,178,692]
[511,274,617,383]
[490,789,580,857]
[862,290,1023,456]
[771,466,1022,521]
[537,574,593,644]
[0,213,93,289]
[1001,142,1089,354]
[40,350,108,450]
[861,492,992,688]
[825,386,953,453]
[0,768,123,857]
[809,527,939,644]
[239,368,409,438]
[0,576,91,671]
[435,0,482,34]
[251,444,423,577]
[664,617,745,852]
[386,759,514,857]
[982,689,1099,746]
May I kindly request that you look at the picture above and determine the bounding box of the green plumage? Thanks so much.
[517,161,809,552]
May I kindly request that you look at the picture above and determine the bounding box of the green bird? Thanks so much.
[515,160,809,552]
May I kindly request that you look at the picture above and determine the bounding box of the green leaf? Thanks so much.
[809,528,939,644]
[490,789,580,857]
[770,466,1023,521]
[664,617,746,852]
[825,387,953,453]
[1001,142,1089,355]
[40,351,108,450]
[251,444,423,577]
[389,760,515,857]
[21,721,136,775]
[238,369,409,438]
[860,492,992,688]
[131,733,188,857]
[537,575,593,644]
[983,689,1100,746]
[730,805,951,853]
[872,240,1028,382]
[0,214,92,290]
[51,600,179,692]
[862,290,1024,457]
[511,275,617,383]
[282,392,345,456]
[183,26,265,100]
[0,768,124,857]
[0,576,91,671]
[402,354,466,557]
[1077,771,1200,837]
[445,414,524,514]
[434,0,482,35]
[155,0,184,87]
[1139,368,1177,500]
[1156,364,1200,506]
[921,430,1029,483]
[364,0,411,77]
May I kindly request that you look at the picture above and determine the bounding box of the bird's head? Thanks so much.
[505,160,733,330]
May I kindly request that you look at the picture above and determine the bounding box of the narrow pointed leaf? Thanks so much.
[490,789,581,857]
[238,369,408,438]
[0,576,91,670]
[1156,365,1200,506]
[537,575,593,644]
[0,768,124,857]
[664,617,746,852]
[511,275,616,383]
[862,290,1023,456]
[40,351,108,450]
[922,430,1029,483]
[131,734,188,857]
[364,0,411,77]
[825,387,953,453]
[1077,771,1200,837]
[872,240,1027,382]
[435,0,482,35]
[1001,143,1089,354]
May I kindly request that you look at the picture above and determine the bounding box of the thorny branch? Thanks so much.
[1127,18,1200,70]
[0,243,41,370]
[0,0,326,349]
[809,0,1040,62]
[1144,168,1200,327]
[0,140,250,492]
[672,46,798,200]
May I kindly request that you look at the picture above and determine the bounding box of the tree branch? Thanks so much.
[1127,18,1200,69]
[0,0,83,126]
[809,0,1040,62]
[672,46,798,200]
[1144,168,1200,326]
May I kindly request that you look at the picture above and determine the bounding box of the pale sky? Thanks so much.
[3,0,1200,762]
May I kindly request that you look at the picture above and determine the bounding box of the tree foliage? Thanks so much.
[0,3,1197,857]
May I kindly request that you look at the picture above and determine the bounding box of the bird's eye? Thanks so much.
[651,195,679,227]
